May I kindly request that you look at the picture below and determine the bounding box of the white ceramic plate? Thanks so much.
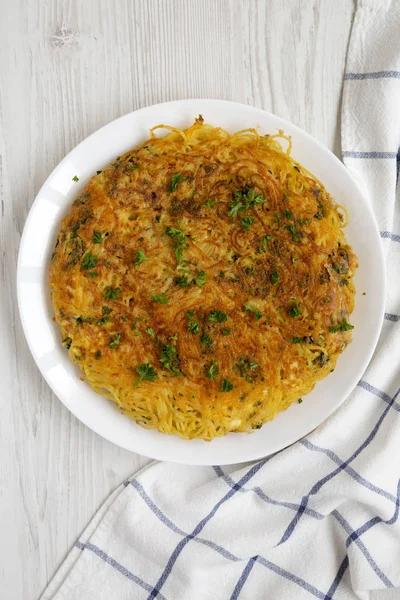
[17,100,385,465]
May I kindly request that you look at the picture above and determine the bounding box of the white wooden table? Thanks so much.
[0,1,355,597]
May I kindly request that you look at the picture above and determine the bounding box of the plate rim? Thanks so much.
[17,99,386,465]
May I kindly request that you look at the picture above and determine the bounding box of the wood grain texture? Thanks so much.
[0,0,354,597]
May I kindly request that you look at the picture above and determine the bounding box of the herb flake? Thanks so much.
[206,360,220,379]
[220,379,233,392]
[109,333,121,349]
[134,363,157,387]
[240,216,254,231]
[244,304,262,321]
[151,292,168,304]
[104,286,121,300]
[329,319,354,333]
[208,310,228,323]
[288,299,302,318]
[160,344,183,376]
[168,173,186,193]
[81,252,98,270]
[135,249,149,266]
[194,270,206,287]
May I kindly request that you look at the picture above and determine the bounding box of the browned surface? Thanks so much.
[50,122,357,439]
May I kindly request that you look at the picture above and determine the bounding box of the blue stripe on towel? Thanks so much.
[75,541,167,598]
[128,473,326,599]
[345,71,400,80]
[358,380,400,412]
[301,439,398,502]
[230,556,257,599]
[343,151,397,158]
[146,460,267,599]
[384,313,400,322]
[380,231,400,243]
[326,478,400,593]
[331,511,393,587]
[276,387,400,546]
[216,462,392,589]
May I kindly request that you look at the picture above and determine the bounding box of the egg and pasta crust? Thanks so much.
[50,117,357,440]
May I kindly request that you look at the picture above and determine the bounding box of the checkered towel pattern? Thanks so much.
[41,1,400,598]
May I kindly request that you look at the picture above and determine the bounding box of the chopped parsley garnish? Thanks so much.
[81,252,98,270]
[72,315,92,324]
[109,333,121,349]
[244,304,262,321]
[96,316,110,326]
[104,286,121,300]
[102,306,113,315]
[227,199,244,219]
[219,271,225,278]
[92,231,102,244]
[274,212,281,224]
[87,271,98,278]
[134,363,157,387]
[329,319,354,333]
[221,327,231,335]
[194,270,206,287]
[186,309,195,319]
[240,216,254,231]
[126,164,138,171]
[228,187,264,219]
[131,316,144,330]
[235,356,259,381]
[96,171,102,175]
[200,334,212,346]
[257,235,271,253]
[188,320,200,334]
[175,275,190,288]
[160,344,183,376]
[220,379,233,392]
[332,262,349,275]
[245,189,264,206]
[145,328,155,337]
[94,350,102,359]
[287,223,299,242]
[165,226,190,270]
[283,210,294,220]
[151,292,168,304]
[168,173,186,193]
[135,249,148,266]
[271,271,279,284]
[290,337,303,343]
[206,360,220,379]
[298,398,303,404]
[202,198,218,208]
[72,175,79,182]
[62,337,72,349]
[288,299,302,318]
[208,310,228,323]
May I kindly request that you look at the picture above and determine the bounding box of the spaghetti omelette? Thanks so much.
[50,117,357,440]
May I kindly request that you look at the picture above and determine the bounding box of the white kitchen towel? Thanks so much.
[41,1,400,599]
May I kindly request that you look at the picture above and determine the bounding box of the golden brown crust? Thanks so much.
[49,120,357,440]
